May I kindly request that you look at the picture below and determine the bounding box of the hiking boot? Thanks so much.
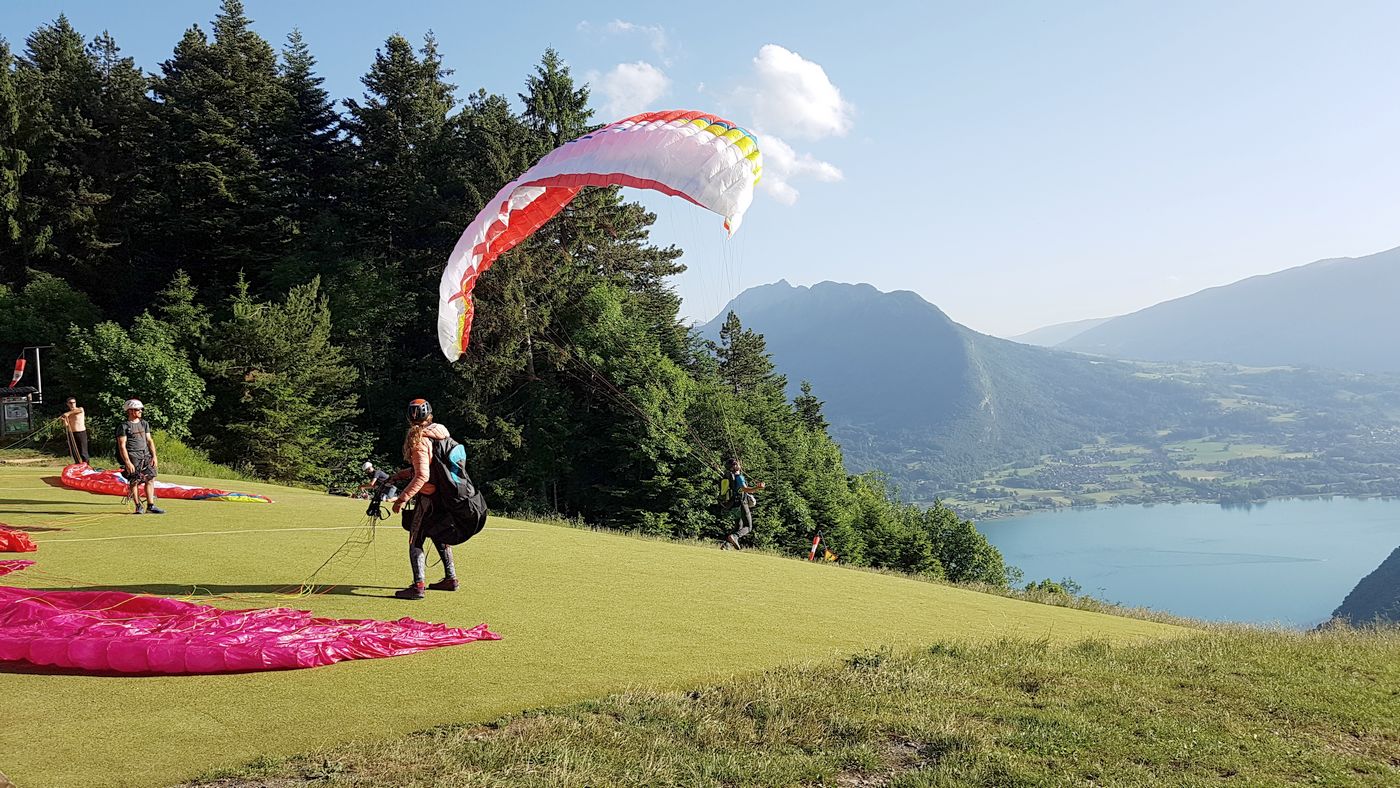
[726,534,741,550]
[147,505,166,514]
[428,577,459,592]
[394,583,426,600]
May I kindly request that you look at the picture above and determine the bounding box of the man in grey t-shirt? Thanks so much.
[116,399,163,514]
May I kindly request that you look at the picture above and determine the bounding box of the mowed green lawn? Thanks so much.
[0,463,1188,788]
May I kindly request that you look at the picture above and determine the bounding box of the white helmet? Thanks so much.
[124,399,144,411]
[362,461,374,471]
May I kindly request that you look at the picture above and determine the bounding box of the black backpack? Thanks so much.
[425,435,489,545]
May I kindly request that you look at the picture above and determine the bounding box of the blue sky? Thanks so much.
[5,1,1399,336]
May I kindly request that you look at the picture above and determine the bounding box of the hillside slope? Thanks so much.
[1008,316,1113,347]
[1332,545,1400,626]
[702,281,1201,490]
[1,464,1183,788]
[1060,245,1400,372]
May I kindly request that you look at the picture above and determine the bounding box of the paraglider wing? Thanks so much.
[0,560,34,576]
[0,526,37,553]
[437,109,763,361]
[60,463,273,503]
[0,586,500,674]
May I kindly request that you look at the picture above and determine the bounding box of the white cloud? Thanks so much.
[738,44,853,140]
[755,132,843,205]
[606,20,668,57]
[579,19,672,64]
[718,45,851,204]
[589,61,671,120]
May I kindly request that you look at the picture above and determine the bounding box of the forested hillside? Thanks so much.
[702,281,1202,483]
[0,1,1010,584]
[704,280,1400,506]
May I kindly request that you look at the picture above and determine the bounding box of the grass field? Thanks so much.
[0,461,1188,787]
[191,629,1400,787]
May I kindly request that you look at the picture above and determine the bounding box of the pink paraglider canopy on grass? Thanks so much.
[0,586,499,674]
[0,560,34,576]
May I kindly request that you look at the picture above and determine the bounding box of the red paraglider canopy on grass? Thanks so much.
[0,526,37,553]
[0,586,499,674]
[60,463,274,503]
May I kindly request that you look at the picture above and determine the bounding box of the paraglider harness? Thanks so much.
[365,477,395,522]
[398,435,489,546]
[719,473,757,514]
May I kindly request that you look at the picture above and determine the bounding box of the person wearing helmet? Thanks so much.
[390,398,458,599]
[358,460,396,500]
[116,399,163,514]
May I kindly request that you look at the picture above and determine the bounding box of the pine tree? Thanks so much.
[15,16,107,276]
[10,20,155,313]
[151,269,210,356]
[85,30,157,310]
[716,311,783,394]
[519,48,592,150]
[150,0,290,296]
[265,28,345,289]
[0,39,28,282]
[339,32,469,443]
[794,380,829,431]
[200,276,365,482]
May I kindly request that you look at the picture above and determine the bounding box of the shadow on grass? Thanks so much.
[0,509,100,516]
[0,658,362,678]
[1,498,113,506]
[28,583,399,598]
[0,524,70,532]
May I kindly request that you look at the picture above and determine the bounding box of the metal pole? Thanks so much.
[25,346,52,404]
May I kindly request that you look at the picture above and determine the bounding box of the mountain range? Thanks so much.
[700,255,1400,501]
[1008,317,1112,347]
[700,281,1201,492]
[1026,246,1400,373]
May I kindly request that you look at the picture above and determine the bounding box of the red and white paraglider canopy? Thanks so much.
[437,109,763,361]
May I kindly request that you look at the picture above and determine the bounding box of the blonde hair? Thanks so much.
[402,415,434,462]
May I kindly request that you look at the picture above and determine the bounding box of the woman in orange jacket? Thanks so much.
[390,398,460,600]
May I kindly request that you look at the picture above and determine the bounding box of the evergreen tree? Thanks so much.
[14,16,107,276]
[10,20,154,312]
[716,311,783,394]
[0,40,27,281]
[200,277,365,482]
[150,0,289,296]
[339,32,469,443]
[151,269,210,356]
[794,380,829,432]
[84,30,157,310]
[519,48,591,150]
[265,28,345,289]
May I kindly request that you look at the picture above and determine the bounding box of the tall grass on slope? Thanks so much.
[191,627,1399,787]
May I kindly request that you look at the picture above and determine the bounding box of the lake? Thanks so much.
[978,497,1400,627]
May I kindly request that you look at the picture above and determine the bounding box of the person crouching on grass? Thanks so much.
[116,399,163,514]
[390,398,459,600]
